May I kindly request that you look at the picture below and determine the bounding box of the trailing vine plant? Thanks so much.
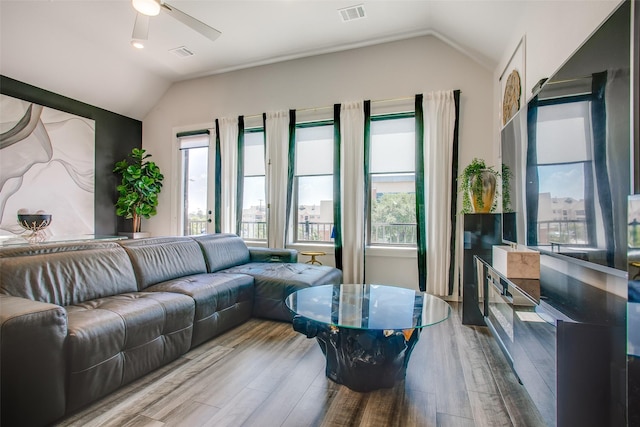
[502,163,513,213]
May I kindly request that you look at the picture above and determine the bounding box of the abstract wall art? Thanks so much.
[0,93,95,238]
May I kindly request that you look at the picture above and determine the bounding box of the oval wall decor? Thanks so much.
[502,69,521,125]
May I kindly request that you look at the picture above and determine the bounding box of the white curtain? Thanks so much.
[423,91,456,296]
[340,101,365,284]
[265,111,290,248]
[217,117,239,234]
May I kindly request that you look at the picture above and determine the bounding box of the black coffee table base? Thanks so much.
[292,316,421,392]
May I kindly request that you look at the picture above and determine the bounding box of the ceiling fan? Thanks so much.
[131,0,221,48]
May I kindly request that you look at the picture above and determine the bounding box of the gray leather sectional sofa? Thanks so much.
[0,233,341,427]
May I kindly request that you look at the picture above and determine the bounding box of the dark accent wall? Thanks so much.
[0,75,142,235]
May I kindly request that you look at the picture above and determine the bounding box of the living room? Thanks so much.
[1,1,638,426]
[1,0,627,286]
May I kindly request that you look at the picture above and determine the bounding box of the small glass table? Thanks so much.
[285,284,450,391]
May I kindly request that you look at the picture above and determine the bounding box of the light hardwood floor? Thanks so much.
[57,303,547,427]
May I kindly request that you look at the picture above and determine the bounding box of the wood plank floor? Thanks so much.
[56,303,547,427]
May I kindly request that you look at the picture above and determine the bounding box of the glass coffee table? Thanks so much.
[285,284,450,391]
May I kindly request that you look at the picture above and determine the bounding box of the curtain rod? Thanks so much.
[186,91,459,136]
[240,94,425,121]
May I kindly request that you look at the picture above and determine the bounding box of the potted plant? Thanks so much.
[113,148,164,236]
[460,158,500,213]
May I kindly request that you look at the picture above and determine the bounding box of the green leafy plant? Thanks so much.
[502,163,513,213]
[113,148,164,233]
[459,158,500,214]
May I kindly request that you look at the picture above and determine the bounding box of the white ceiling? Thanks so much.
[0,1,525,120]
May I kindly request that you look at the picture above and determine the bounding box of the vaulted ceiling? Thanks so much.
[0,1,526,120]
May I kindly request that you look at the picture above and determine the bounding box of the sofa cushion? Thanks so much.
[146,273,254,347]
[191,234,250,273]
[119,237,207,289]
[248,247,298,263]
[64,291,194,411]
[220,262,343,321]
[0,295,68,427]
[0,242,137,306]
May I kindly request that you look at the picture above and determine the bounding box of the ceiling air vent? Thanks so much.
[338,4,366,23]
[169,46,195,58]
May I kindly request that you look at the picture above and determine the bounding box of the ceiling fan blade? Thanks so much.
[132,12,150,40]
[161,2,221,42]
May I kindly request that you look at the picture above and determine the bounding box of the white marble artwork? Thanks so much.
[0,94,95,237]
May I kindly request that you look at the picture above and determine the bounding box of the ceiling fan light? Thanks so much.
[132,0,160,17]
[131,39,145,49]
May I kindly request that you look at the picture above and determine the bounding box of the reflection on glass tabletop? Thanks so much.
[285,284,450,331]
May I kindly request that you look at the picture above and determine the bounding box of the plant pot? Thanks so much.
[469,170,497,213]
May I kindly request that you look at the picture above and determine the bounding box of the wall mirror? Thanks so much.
[523,1,631,273]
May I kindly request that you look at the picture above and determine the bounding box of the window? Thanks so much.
[294,122,334,242]
[241,128,266,240]
[369,115,416,246]
[534,100,593,245]
[179,133,212,236]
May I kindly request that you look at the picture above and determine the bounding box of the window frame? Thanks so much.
[367,112,417,247]
[177,131,213,237]
[241,126,267,241]
[293,120,335,244]
[532,97,596,247]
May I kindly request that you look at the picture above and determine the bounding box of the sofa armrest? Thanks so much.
[1,295,68,426]
[248,247,298,263]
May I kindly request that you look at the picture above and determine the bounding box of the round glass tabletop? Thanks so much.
[285,284,450,330]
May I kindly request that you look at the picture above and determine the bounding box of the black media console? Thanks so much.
[473,256,626,427]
